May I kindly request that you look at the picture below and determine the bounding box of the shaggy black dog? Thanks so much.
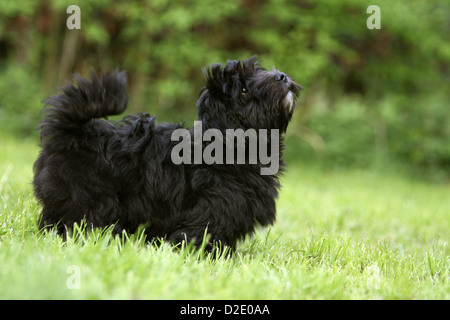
[33,56,301,252]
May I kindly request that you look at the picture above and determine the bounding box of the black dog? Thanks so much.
[33,56,301,251]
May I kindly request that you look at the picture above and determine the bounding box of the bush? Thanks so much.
[286,93,449,180]
[0,64,42,138]
[0,0,448,178]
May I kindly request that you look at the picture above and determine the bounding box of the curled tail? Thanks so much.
[40,70,127,138]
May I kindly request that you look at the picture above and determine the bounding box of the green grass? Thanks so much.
[0,135,448,299]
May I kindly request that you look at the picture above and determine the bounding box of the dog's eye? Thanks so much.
[241,86,248,93]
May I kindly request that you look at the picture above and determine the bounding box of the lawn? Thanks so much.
[0,136,448,299]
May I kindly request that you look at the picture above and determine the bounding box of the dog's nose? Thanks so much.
[275,72,287,82]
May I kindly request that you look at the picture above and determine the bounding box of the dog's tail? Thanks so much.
[40,71,127,138]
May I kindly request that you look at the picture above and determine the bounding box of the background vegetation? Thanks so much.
[0,0,448,300]
[0,0,448,179]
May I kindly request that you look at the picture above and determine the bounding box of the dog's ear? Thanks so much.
[202,63,225,95]
[198,63,235,129]
[202,61,243,102]
[203,57,263,96]
[196,88,229,130]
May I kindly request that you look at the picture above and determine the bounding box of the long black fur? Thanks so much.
[33,57,302,251]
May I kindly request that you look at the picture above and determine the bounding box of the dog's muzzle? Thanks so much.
[275,72,295,112]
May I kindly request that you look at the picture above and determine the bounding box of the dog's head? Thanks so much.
[197,56,302,132]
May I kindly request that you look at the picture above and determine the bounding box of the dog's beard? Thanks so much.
[283,91,295,112]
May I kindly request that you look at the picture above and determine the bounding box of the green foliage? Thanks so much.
[286,93,450,180]
[0,65,42,137]
[383,94,450,179]
[0,0,448,176]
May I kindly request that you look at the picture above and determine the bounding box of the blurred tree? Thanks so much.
[1,0,448,108]
[0,0,448,178]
